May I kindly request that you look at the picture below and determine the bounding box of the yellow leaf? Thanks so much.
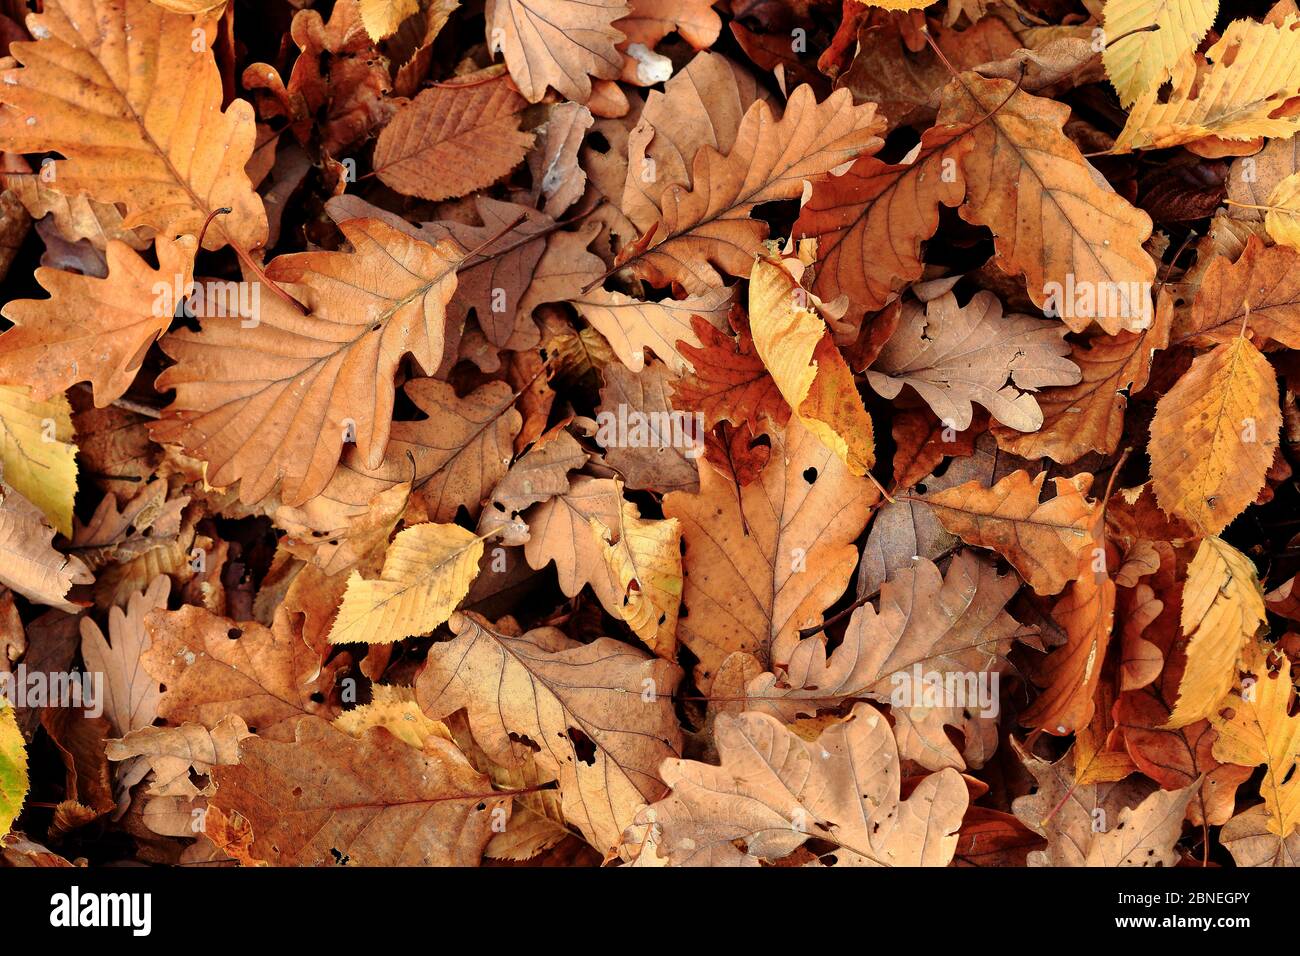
[1166,536,1265,729]
[333,685,453,749]
[149,0,227,12]
[591,503,682,659]
[1116,16,1300,151]
[1212,640,1300,838]
[1102,0,1219,107]
[851,0,928,7]
[0,703,27,839]
[0,386,76,537]
[359,0,420,40]
[748,254,875,475]
[1265,171,1300,251]
[328,523,483,644]
[1148,335,1280,536]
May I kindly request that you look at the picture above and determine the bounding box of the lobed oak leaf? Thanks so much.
[0,0,266,252]
[795,124,972,314]
[80,576,170,744]
[0,487,93,612]
[618,84,885,294]
[748,551,1026,771]
[105,714,249,799]
[671,311,789,433]
[142,605,348,741]
[0,235,196,407]
[664,418,877,689]
[152,218,461,506]
[477,427,587,545]
[1211,640,1300,838]
[415,611,682,852]
[992,292,1173,464]
[621,50,772,231]
[1182,237,1300,349]
[936,73,1156,334]
[485,0,629,104]
[1012,741,1196,866]
[919,469,1100,596]
[866,289,1080,433]
[0,173,151,251]
[570,285,732,374]
[634,703,968,866]
[594,361,700,493]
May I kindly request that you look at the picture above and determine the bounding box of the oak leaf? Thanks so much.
[747,551,1025,771]
[866,289,1079,433]
[634,703,968,866]
[0,0,267,252]
[919,469,1100,596]
[936,74,1156,334]
[142,605,347,741]
[0,487,92,611]
[617,84,885,293]
[670,311,789,432]
[152,218,461,506]
[415,611,683,852]
[1211,640,1300,838]
[1012,741,1196,866]
[992,293,1173,463]
[664,418,877,688]
[570,286,732,374]
[794,125,971,314]
[0,236,196,407]
[486,0,629,103]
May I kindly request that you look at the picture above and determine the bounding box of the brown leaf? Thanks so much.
[210,715,507,865]
[153,218,461,506]
[664,418,877,689]
[936,74,1156,334]
[919,469,1100,596]
[415,611,682,852]
[866,289,1079,432]
[373,71,535,202]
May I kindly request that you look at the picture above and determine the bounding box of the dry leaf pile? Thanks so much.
[1,0,1299,869]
